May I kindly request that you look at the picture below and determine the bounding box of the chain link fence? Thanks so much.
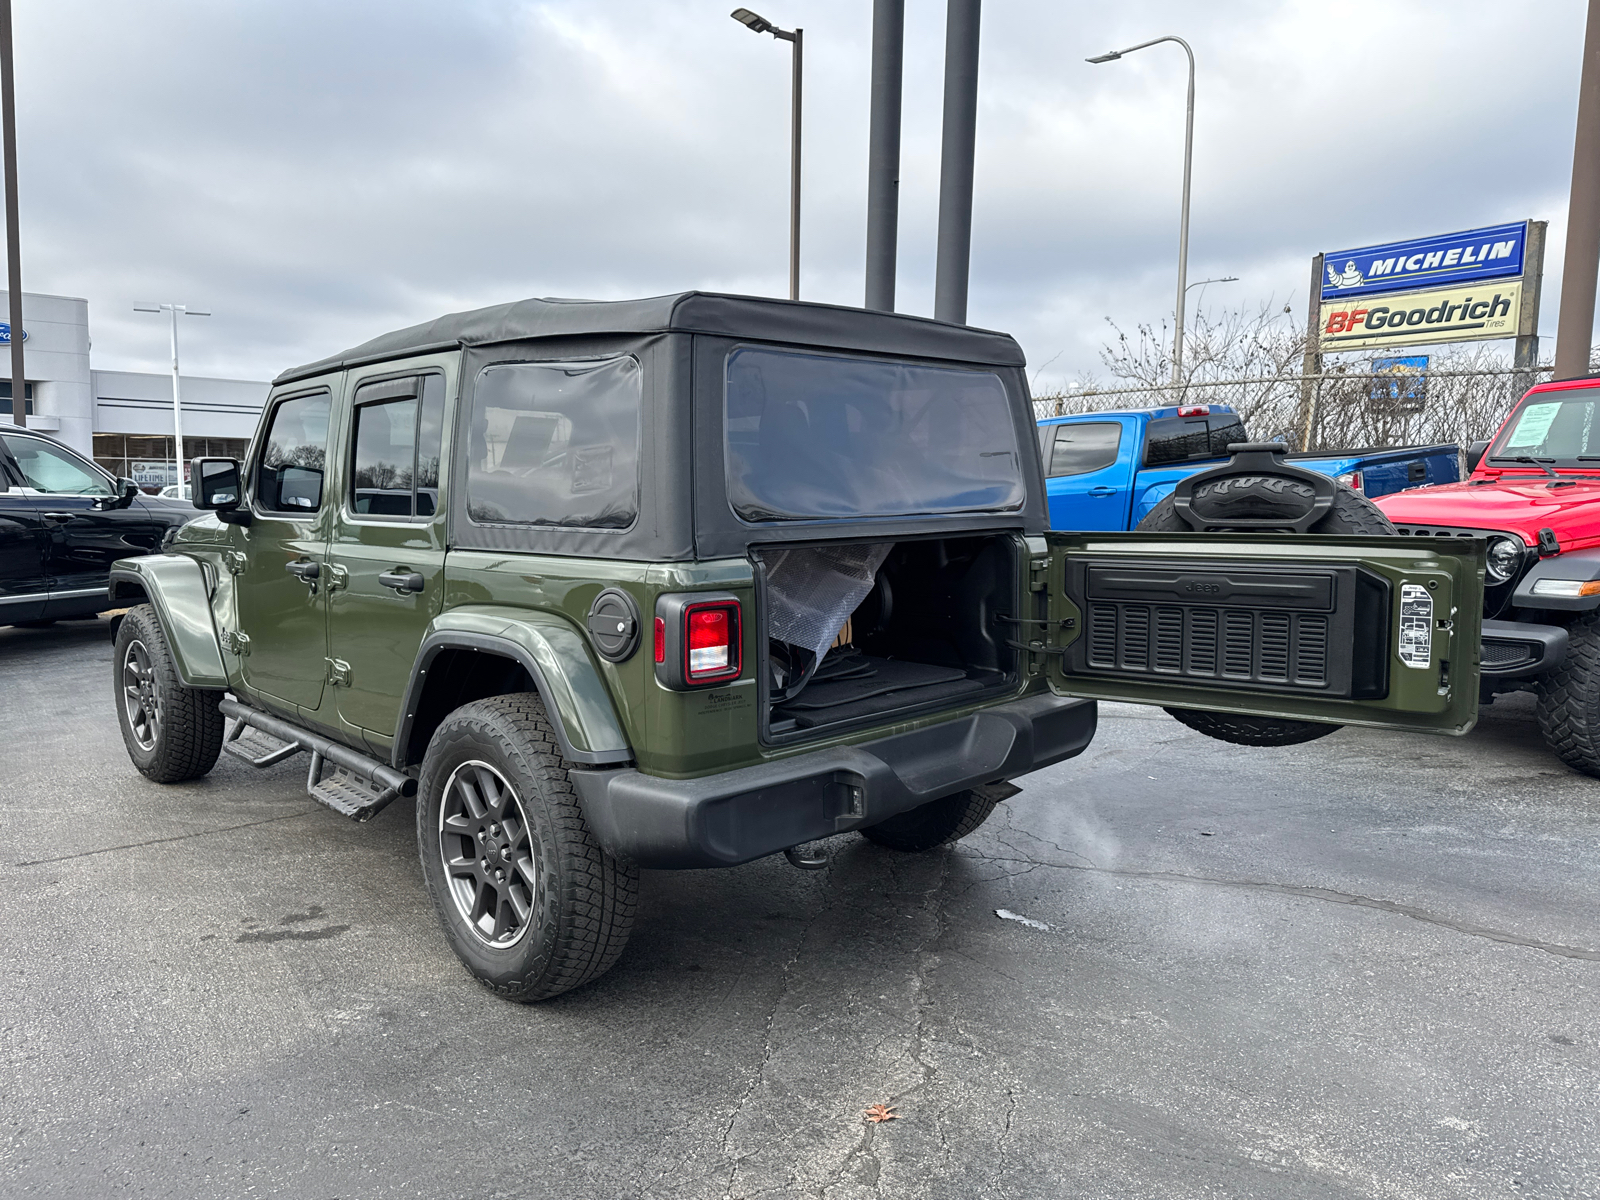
[1034,364,1553,455]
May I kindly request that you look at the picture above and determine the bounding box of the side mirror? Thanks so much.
[96,478,140,510]
[1465,440,1490,474]
[192,457,250,524]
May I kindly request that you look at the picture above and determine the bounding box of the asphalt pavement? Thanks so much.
[3,617,1598,1200]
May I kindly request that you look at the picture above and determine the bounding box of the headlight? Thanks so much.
[1486,535,1522,583]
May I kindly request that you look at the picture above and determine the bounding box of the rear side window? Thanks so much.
[464,356,641,529]
[257,391,331,513]
[349,375,444,519]
[1144,413,1249,467]
[1047,422,1122,477]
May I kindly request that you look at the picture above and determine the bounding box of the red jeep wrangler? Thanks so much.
[1376,377,1600,776]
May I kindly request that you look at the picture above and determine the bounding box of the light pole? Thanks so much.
[134,303,209,491]
[731,8,802,300]
[1088,35,1196,385]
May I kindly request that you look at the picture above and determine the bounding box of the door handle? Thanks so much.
[378,569,426,594]
[285,560,320,593]
[41,511,76,522]
[1087,486,1117,497]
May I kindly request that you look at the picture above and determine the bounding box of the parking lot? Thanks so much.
[2,616,1597,1199]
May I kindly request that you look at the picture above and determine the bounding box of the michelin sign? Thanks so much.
[1318,221,1533,351]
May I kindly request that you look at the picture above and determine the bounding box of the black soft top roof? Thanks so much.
[274,291,1026,385]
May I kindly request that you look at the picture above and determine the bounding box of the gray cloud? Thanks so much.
[10,0,1588,393]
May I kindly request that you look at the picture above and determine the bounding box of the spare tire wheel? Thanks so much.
[1135,474,1397,748]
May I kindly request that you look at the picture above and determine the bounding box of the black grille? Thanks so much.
[1481,640,1534,669]
[1086,602,1333,690]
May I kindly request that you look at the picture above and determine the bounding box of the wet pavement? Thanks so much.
[3,617,1598,1199]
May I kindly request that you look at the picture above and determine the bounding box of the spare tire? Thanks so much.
[1135,476,1396,747]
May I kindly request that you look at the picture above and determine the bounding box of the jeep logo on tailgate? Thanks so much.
[1183,581,1221,594]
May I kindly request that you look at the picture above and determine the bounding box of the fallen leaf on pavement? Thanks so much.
[864,1104,898,1124]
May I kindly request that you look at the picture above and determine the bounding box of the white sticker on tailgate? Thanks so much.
[1398,583,1433,669]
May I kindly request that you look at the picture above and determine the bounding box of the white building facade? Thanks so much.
[0,290,267,488]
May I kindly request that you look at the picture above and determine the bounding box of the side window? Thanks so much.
[1,434,113,496]
[465,356,641,529]
[1047,422,1122,477]
[257,391,331,513]
[349,374,444,519]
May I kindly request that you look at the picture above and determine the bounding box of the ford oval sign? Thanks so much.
[0,322,26,343]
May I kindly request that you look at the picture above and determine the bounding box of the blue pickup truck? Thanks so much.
[1037,405,1460,531]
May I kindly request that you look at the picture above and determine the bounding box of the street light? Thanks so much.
[730,8,802,300]
[1088,35,1196,385]
[133,302,209,492]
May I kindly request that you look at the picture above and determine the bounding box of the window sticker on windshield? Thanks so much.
[1398,583,1433,669]
[1506,402,1561,449]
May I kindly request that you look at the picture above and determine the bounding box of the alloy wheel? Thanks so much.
[438,760,539,948]
[121,639,161,752]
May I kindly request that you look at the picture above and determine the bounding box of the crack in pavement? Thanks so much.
[15,811,315,866]
[962,848,1600,962]
[720,877,830,1200]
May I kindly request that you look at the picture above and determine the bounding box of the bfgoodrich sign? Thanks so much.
[1319,280,1522,351]
[1320,222,1527,301]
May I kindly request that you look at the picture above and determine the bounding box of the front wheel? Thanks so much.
[113,604,225,782]
[1537,612,1600,778]
[416,694,638,1002]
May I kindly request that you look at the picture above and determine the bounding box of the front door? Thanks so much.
[234,386,334,711]
[326,366,450,746]
[1045,531,1484,735]
[0,442,47,623]
[1042,417,1135,531]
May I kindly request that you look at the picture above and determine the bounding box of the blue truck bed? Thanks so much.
[1037,405,1459,531]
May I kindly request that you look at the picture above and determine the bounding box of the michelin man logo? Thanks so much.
[1327,260,1364,289]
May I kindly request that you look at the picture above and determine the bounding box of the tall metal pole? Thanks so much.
[168,306,185,488]
[1086,36,1196,384]
[1557,0,1600,381]
[0,0,24,429]
[864,0,904,311]
[934,0,981,325]
[789,28,802,301]
[1171,40,1195,385]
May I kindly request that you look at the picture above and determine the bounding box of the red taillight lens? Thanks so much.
[683,601,740,682]
[654,617,666,664]
[1177,405,1208,417]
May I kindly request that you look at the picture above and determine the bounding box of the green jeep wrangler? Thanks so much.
[107,293,1487,1001]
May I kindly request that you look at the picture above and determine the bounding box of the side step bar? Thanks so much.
[219,698,417,823]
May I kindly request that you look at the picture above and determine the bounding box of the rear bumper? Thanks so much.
[569,692,1097,869]
[1481,619,1568,679]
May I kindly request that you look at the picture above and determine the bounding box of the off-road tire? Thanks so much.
[1537,612,1600,778]
[416,694,638,1002]
[113,603,225,783]
[1137,478,1396,748]
[860,788,1000,852]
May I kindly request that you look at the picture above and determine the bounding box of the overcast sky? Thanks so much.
[9,0,1592,391]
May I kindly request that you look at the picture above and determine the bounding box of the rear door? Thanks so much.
[1044,531,1483,735]
[325,361,451,748]
[1042,416,1137,530]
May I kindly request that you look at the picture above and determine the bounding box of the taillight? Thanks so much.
[1177,405,1209,417]
[683,601,741,683]
[1336,470,1364,492]
[653,592,744,689]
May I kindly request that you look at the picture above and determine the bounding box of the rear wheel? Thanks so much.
[1137,479,1396,748]
[1537,613,1600,778]
[860,788,1000,852]
[113,604,225,782]
[416,694,638,1002]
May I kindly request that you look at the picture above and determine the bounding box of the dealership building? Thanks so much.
[0,290,267,488]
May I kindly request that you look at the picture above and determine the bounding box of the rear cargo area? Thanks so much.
[755,535,1019,742]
